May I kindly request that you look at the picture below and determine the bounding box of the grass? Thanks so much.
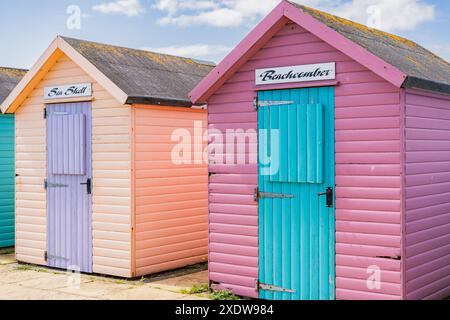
[180,284,209,295]
[210,290,241,301]
[15,265,33,271]
[0,248,14,255]
[37,268,49,273]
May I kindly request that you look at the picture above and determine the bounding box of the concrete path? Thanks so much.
[0,249,210,300]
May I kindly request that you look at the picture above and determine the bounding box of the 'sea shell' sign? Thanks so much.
[44,83,92,100]
[256,62,336,85]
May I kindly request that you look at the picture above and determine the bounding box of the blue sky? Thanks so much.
[0,0,449,69]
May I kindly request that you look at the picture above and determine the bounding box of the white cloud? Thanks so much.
[153,0,435,32]
[145,44,232,61]
[93,0,146,17]
[334,0,435,32]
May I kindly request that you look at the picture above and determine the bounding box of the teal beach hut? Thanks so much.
[0,67,27,248]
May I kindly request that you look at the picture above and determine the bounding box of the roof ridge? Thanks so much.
[60,36,216,67]
[83,55,211,78]
[0,66,28,72]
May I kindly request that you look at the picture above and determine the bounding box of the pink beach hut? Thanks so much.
[190,1,450,300]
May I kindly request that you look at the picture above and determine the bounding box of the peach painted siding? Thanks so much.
[206,22,402,299]
[15,54,132,277]
[132,106,208,276]
[405,90,450,300]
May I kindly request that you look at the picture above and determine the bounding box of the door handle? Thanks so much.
[80,178,92,195]
[318,187,333,208]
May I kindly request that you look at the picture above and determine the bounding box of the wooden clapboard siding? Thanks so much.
[0,115,15,248]
[404,90,450,300]
[207,22,402,299]
[132,106,208,276]
[15,54,132,277]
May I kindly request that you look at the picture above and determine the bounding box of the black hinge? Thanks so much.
[255,279,295,293]
[376,255,402,261]
[253,97,258,111]
[43,108,47,119]
[44,179,48,190]
[44,251,48,262]
[254,187,295,201]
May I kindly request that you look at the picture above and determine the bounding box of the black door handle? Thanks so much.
[318,187,333,208]
[80,178,92,195]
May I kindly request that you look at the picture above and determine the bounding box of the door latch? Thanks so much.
[318,187,334,208]
[80,178,92,195]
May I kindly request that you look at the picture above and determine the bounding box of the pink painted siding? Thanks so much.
[405,90,450,300]
[207,22,402,299]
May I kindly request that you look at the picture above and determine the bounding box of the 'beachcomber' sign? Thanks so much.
[256,62,336,85]
[44,83,92,100]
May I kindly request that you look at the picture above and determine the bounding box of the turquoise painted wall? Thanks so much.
[0,114,14,248]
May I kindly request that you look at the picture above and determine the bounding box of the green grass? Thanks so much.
[15,265,33,271]
[37,268,49,273]
[180,284,209,295]
[210,290,241,301]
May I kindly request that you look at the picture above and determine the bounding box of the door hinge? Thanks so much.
[45,180,69,189]
[254,98,295,111]
[255,279,295,293]
[44,251,48,262]
[254,187,295,201]
[253,97,258,111]
[43,108,47,119]
[376,255,402,261]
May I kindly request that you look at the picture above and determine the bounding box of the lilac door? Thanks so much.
[46,102,92,273]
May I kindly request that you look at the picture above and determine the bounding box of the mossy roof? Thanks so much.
[0,67,27,105]
[62,37,215,106]
[291,2,450,94]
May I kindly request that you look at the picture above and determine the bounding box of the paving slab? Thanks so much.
[0,255,211,300]
[0,283,94,300]
[0,270,54,284]
[0,253,15,265]
[17,273,92,290]
[105,286,192,300]
[148,270,209,289]
[58,280,132,299]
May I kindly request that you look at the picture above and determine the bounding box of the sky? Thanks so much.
[0,0,449,69]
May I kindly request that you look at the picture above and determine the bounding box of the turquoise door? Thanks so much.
[257,87,335,300]
[0,114,15,248]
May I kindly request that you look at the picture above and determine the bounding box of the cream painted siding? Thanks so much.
[133,106,208,276]
[15,54,132,277]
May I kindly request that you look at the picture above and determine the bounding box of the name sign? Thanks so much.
[44,83,92,100]
[256,63,336,85]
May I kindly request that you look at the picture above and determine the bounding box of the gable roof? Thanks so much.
[0,67,27,105]
[190,0,450,103]
[62,37,215,106]
[1,36,215,113]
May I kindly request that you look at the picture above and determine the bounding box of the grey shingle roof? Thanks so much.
[291,2,450,94]
[0,67,27,105]
[62,37,215,106]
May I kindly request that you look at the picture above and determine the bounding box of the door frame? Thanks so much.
[256,86,336,300]
[45,101,93,272]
